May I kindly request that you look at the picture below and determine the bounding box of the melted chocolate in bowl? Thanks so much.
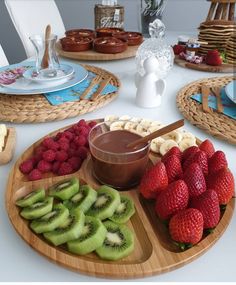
[89,128,150,189]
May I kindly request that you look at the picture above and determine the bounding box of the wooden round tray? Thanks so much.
[175,57,234,73]
[0,65,120,123]
[56,42,139,61]
[177,76,236,145]
[5,122,235,279]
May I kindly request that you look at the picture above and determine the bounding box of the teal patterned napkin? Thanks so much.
[191,88,236,120]
[44,71,118,105]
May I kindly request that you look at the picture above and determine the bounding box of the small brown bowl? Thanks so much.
[93,37,128,54]
[96,27,124,38]
[113,31,143,46]
[65,29,95,38]
[60,36,93,52]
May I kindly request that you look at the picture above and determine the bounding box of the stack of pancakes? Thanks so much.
[198,22,235,55]
[225,33,236,64]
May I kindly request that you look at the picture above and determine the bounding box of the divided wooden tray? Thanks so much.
[175,57,234,73]
[0,127,16,165]
[5,123,235,279]
[56,42,139,61]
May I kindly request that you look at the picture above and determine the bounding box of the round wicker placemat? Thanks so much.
[177,76,236,145]
[0,65,120,123]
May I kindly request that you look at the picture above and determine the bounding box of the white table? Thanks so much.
[1,32,235,282]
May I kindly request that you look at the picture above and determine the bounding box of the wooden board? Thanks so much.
[0,128,16,165]
[56,42,139,61]
[175,57,234,73]
[5,123,235,279]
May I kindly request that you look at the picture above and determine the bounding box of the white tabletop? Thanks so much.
[1,32,235,282]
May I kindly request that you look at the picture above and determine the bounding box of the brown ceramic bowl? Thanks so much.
[93,37,128,54]
[60,36,93,52]
[112,31,143,46]
[65,29,95,38]
[96,27,124,38]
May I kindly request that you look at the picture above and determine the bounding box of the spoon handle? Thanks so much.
[127,119,184,149]
[41,24,51,69]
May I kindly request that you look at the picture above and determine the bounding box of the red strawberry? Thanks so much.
[182,146,199,163]
[155,180,189,220]
[183,150,208,176]
[161,146,182,163]
[163,154,183,183]
[205,50,222,66]
[139,161,168,199]
[169,208,204,245]
[190,189,220,229]
[207,168,234,205]
[208,150,228,175]
[199,139,215,158]
[183,163,206,197]
[172,44,185,55]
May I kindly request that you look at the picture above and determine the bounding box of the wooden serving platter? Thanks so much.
[56,42,139,61]
[175,57,234,73]
[5,123,235,279]
[0,127,16,165]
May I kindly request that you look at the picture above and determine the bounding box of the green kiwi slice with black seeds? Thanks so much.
[64,185,97,213]
[96,220,134,261]
[16,188,45,207]
[43,210,85,246]
[67,216,107,255]
[48,177,79,201]
[109,195,135,224]
[86,185,120,220]
[30,203,69,234]
[20,197,54,220]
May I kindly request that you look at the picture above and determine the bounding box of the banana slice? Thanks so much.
[150,137,165,154]
[0,124,7,137]
[136,124,150,135]
[130,117,142,123]
[110,121,126,131]
[178,138,197,151]
[119,115,131,121]
[140,118,153,128]
[124,122,138,134]
[159,139,178,156]
[163,130,183,144]
[104,115,119,126]
[181,131,196,141]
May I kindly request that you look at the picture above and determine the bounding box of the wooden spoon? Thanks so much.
[127,119,184,149]
[41,24,51,69]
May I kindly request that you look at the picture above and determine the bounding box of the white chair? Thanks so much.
[0,44,9,67]
[5,0,66,58]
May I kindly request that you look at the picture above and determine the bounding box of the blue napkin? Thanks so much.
[191,88,236,120]
[44,71,118,105]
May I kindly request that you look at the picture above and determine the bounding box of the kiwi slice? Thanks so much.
[30,203,69,234]
[86,185,120,220]
[67,216,107,255]
[43,210,85,246]
[96,220,134,261]
[48,177,79,201]
[109,195,135,224]
[20,197,54,220]
[64,185,97,213]
[16,188,45,207]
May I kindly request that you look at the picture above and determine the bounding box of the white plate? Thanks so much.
[23,63,74,84]
[225,80,236,104]
[0,61,88,95]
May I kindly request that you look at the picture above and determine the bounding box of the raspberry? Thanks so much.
[77,119,87,127]
[58,137,70,145]
[55,132,63,141]
[37,160,52,173]
[58,162,73,176]
[67,148,77,158]
[34,145,47,155]
[58,141,70,151]
[62,131,74,141]
[74,135,87,147]
[76,146,88,160]
[55,150,68,162]
[28,169,42,181]
[52,161,61,174]
[33,152,43,163]
[88,121,97,129]
[19,159,34,174]
[69,141,77,150]
[67,127,75,133]
[75,126,89,137]
[41,137,59,150]
[42,149,56,162]
[68,157,82,171]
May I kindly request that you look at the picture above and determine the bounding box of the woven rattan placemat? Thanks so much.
[0,65,120,123]
[177,76,236,145]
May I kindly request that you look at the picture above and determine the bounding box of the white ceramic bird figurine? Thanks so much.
[135,56,166,108]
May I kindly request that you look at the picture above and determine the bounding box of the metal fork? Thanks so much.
[80,75,103,100]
